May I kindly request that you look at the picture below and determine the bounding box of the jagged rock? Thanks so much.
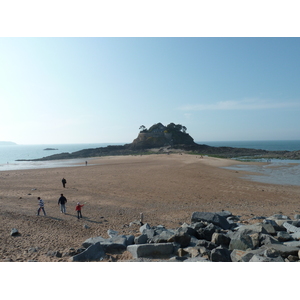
[211,232,231,247]
[82,234,134,253]
[139,223,151,233]
[263,244,300,258]
[142,229,155,239]
[196,239,217,250]
[210,246,232,262]
[71,242,106,262]
[134,234,148,244]
[182,246,200,258]
[176,224,199,238]
[229,231,254,251]
[230,249,253,262]
[127,243,174,258]
[277,231,292,242]
[249,254,284,262]
[260,234,281,246]
[198,223,220,241]
[283,222,300,233]
[168,231,191,248]
[286,255,299,262]
[151,230,174,243]
[216,211,232,218]
[191,211,230,230]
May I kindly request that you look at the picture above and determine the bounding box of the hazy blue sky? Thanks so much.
[1,37,300,144]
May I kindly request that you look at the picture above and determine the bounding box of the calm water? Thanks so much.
[0,143,124,171]
[200,140,300,151]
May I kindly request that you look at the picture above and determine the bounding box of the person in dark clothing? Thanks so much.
[58,193,67,214]
[62,178,67,188]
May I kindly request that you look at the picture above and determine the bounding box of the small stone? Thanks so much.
[10,228,19,236]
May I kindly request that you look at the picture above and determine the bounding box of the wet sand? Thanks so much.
[1,153,300,262]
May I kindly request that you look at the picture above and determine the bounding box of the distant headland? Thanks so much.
[16,123,300,161]
[0,141,17,146]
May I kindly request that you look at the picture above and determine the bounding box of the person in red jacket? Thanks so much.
[75,202,84,219]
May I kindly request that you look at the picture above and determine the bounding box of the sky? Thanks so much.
[1,37,300,145]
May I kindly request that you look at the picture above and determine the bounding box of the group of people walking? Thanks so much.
[36,177,85,219]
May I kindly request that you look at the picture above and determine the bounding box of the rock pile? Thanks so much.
[70,211,300,262]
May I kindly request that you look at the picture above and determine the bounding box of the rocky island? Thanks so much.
[16,122,300,161]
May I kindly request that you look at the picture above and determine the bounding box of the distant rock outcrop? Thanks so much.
[129,122,196,149]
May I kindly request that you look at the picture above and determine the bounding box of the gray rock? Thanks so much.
[10,228,19,236]
[277,231,291,242]
[291,232,300,240]
[198,223,219,241]
[196,239,217,250]
[283,222,300,233]
[249,254,284,262]
[71,242,105,262]
[82,235,131,253]
[142,229,155,239]
[139,223,151,233]
[176,225,198,238]
[230,249,255,262]
[107,229,119,238]
[191,211,230,230]
[259,234,281,246]
[229,231,254,251]
[127,243,174,258]
[263,244,300,258]
[134,234,148,244]
[210,246,232,262]
[211,232,231,247]
[216,210,232,218]
[168,231,191,248]
[282,240,300,248]
[82,236,107,248]
[151,230,174,244]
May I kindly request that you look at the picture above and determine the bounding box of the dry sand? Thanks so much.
[1,153,300,262]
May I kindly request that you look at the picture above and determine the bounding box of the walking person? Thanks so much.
[62,178,67,188]
[37,197,46,216]
[75,202,84,219]
[58,194,67,214]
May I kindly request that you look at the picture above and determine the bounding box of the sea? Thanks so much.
[1,140,300,186]
[0,143,123,171]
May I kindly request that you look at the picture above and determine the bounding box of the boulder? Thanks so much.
[139,223,151,233]
[198,223,219,241]
[211,232,231,247]
[127,243,174,259]
[191,212,230,230]
[168,231,191,248]
[229,231,254,251]
[71,242,105,262]
[151,230,174,244]
[134,234,148,244]
[210,246,232,262]
[277,231,291,242]
[283,222,300,233]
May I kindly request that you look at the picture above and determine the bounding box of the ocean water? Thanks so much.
[1,140,300,186]
[200,140,300,152]
[0,143,124,171]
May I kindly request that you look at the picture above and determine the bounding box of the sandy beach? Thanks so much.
[1,153,300,262]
